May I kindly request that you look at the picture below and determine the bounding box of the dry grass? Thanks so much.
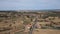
[33,29,60,34]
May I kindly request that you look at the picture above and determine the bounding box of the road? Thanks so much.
[29,18,37,34]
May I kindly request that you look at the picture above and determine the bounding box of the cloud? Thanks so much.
[0,0,60,10]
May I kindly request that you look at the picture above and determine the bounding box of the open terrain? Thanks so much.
[0,10,60,34]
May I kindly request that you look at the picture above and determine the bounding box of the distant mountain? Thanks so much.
[0,9,60,12]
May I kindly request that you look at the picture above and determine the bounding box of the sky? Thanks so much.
[0,0,60,10]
